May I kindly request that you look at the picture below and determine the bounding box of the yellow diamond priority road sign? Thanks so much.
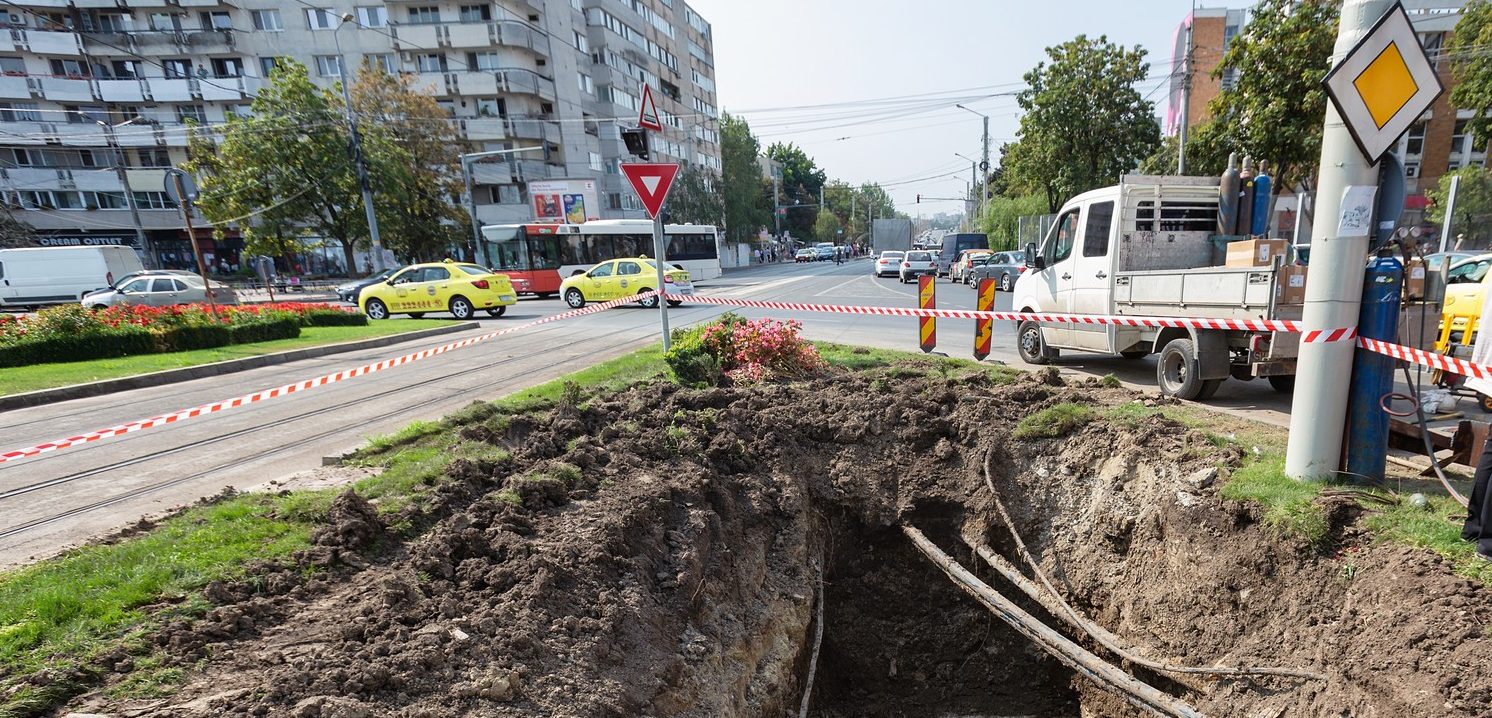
[1325,1,1443,163]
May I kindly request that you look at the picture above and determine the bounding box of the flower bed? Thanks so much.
[0,303,366,368]
[664,313,826,385]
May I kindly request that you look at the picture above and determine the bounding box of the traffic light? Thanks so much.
[916,193,921,203]
[620,127,649,160]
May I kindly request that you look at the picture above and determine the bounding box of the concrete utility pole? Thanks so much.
[957,104,990,223]
[460,146,544,266]
[1285,0,1395,481]
[333,14,386,273]
[1178,10,1194,174]
[772,171,782,239]
[98,119,149,263]
[1439,173,1460,253]
[956,152,978,230]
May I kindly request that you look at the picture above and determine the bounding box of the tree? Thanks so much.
[1002,35,1161,212]
[0,209,36,249]
[813,209,841,243]
[351,63,466,264]
[720,113,770,243]
[666,164,725,227]
[1451,0,1492,149]
[185,61,364,274]
[1201,0,1338,192]
[766,142,826,240]
[978,193,1048,251]
[1428,166,1492,248]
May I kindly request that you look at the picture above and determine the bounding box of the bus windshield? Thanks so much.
[482,226,562,272]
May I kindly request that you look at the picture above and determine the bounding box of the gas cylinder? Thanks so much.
[1344,253,1404,482]
[1236,156,1256,236]
[1218,153,1240,235]
[1251,160,1272,236]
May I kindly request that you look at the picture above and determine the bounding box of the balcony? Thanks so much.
[0,75,30,99]
[146,77,192,101]
[4,167,67,189]
[460,117,506,141]
[23,30,81,55]
[0,121,47,144]
[125,168,167,190]
[97,78,146,102]
[0,33,13,52]
[40,76,94,102]
[497,69,554,101]
[506,118,558,142]
[198,75,249,101]
[184,29,234,52]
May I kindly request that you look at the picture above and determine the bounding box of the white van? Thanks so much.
[0,246,145,309]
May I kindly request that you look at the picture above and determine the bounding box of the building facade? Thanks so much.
[1166,2,1470,239]
[0,0,718,271]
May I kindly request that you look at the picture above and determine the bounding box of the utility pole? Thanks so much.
[98,119,150,265]
[1178,9,1194,174]
[772,171,782,240]
[1285,0,1396,481]
[333,14,386,273]
[956,104,991,224]
[460,146,544,266]
[1439,173,1460,253]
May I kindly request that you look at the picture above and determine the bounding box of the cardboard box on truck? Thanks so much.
[1226,238,1289,268]
[1405,257,1426,300]
[1275,265,1308,305]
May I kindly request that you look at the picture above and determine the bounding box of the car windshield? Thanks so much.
[907,252,931,261]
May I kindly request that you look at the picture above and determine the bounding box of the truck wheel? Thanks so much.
[1267,375,1296,393]
[1156,338,1218,401]
[1017,320,1056,365]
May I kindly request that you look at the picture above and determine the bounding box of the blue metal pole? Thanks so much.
[1344,254,1403,482]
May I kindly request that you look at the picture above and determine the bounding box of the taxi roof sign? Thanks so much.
[1324,1,1443,163]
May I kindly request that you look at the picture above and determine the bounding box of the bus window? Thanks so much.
[560,237,589,266]
[667,233,717,261]
[492,240,530,271]
[527,235,561,269]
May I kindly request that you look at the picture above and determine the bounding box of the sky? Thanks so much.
[687,0,1254,216]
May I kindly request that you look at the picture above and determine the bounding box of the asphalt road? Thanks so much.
[0,257,1470,566]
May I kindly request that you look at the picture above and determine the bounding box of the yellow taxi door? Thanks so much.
[587,261,618,301]
[615,260,645,299]
[387,268,422,311]
[421,266,452,312]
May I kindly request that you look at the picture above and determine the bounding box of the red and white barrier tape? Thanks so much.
[1356,336,1489,380]
[0,291,658,465]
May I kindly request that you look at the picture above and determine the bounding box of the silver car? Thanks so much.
[967,250,1028,291]
[83,273,240,309]
[899,250,937,283]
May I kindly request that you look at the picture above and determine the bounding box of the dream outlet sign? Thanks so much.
[35,235,142,249]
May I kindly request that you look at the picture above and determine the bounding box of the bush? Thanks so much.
[664,325,722,386]
[664,313,824,386]
[0,326,157,368]
[228,316,302,345]
[156,324,232,352]
[302,309,367,327]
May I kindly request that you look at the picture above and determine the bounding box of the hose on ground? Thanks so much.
[1396,364,1470,508]
[902,524,1204,718]
[796,554,825,718]
[979,450,1326,681]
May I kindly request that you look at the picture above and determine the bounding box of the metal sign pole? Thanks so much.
[652,212,670,351]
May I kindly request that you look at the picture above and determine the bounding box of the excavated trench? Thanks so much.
[66,367,1492,718]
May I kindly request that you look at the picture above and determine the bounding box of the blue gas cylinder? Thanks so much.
[1344,254,1403,482]
[1251,164,1272,236]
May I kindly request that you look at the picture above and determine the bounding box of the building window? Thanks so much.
[366,53,397,74]
[606,192,622,210]
[315,55,343,78]
[91,13,130,32]
[459,5,491,22]
[407,6,441,24]
[0,57,24,75]
[161,59,191,78]
[577,73,593,95]
[573,30,588,53]
[588,151,602,171]
[137,148,171,167]
[133,191,178,210]
[305,8,337,30]
[416,53,448,73]
[475,98,500,117]
[210,58,244,77]
[148,12,175,31]
[356,6,387,27]
[175,105,205,124]
[1454,119,1471,159]
[251,9,283,31]
[107,60,141,78]
[1404,121,1426,157]
[199,11,232,30]
[49,58,88,78]
[259,57,284,77]
[487,185,521,204]
[467,51,501,71]
[0,102,39,122]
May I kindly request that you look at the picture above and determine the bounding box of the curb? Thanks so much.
[0,322,480,413]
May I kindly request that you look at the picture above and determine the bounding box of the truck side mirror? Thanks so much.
[1025,243,1044,270]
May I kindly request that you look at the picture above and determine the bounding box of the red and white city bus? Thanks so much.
[479,220,722,297]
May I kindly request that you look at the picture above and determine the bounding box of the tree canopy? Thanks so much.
[1428,166,1492,247]
[667,164,725,227]
[766,142,827,240]
[720,113,770,243]
[1001,35,1161,213]
[1451,0,1492,148]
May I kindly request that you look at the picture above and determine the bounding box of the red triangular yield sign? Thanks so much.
[638,84,663,132]
[620,163,679,218]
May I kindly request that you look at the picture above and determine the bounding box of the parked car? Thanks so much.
[898,250,937,283]
[967,250,1028,291]
[794,249,815,263]
[813,243,836,261]
[1425,251,1476,273]
[0,245,144,310]
[873,251,904,278]
[83,273,240,309]
[949,249,992,283]
[560,257,692,309]
[361,260,517,320]
[336,267,400,303]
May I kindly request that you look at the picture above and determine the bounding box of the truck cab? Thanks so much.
[1011,175,1299,400]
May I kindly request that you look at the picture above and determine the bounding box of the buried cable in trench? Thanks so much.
[976,449,1327,682]
[901,524,1204,718]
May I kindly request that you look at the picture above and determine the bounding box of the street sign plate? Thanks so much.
[620,163,679,218]
[162,168,199,204]
[1323,1,1444,163]
[638,84,663,133]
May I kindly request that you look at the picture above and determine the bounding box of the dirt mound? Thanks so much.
[67,365,1492,717]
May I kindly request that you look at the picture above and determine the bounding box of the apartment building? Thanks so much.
[0,0,718,271]
[1166,2,1468,237]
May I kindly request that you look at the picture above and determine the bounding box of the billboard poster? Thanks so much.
[530,179,600,224]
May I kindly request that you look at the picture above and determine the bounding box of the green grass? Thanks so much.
[1366,495,1492,584]
[1220,453,1330,545]
[814,341,1020,383]
[0,320,456,396]
[1014,402,1094,439]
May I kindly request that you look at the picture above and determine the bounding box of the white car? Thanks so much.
[874,251,904,278]
[83,272,240,309]
[898,250,937,284]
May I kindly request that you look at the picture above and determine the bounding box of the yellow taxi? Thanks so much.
[560,256,693,309]
[359,260,517,320]
[1437,253,1492,352]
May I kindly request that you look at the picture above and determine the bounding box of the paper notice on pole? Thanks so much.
[1337,185,1377,238]
[1464,289,1492,397]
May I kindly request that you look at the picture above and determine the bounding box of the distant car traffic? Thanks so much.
[899,250,937,283]
[967,250,1027,291]
[795,249,815,263]
[360,260,516,320]
[813,244,836,261]
[83,272,239,309]
[560,257,692,309]
[949,249,992,283]
[336,267,399,303]
[874,251,904,278]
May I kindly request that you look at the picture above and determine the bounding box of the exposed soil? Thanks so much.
[60,363,1492,718]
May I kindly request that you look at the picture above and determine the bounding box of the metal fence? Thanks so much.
[1017,213,1056,251]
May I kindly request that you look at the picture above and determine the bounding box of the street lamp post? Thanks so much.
[333,14,386,274]
[955,152,978,231]
[459,146,544,265]
[956,104,990,226]
[98,118,150,264]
